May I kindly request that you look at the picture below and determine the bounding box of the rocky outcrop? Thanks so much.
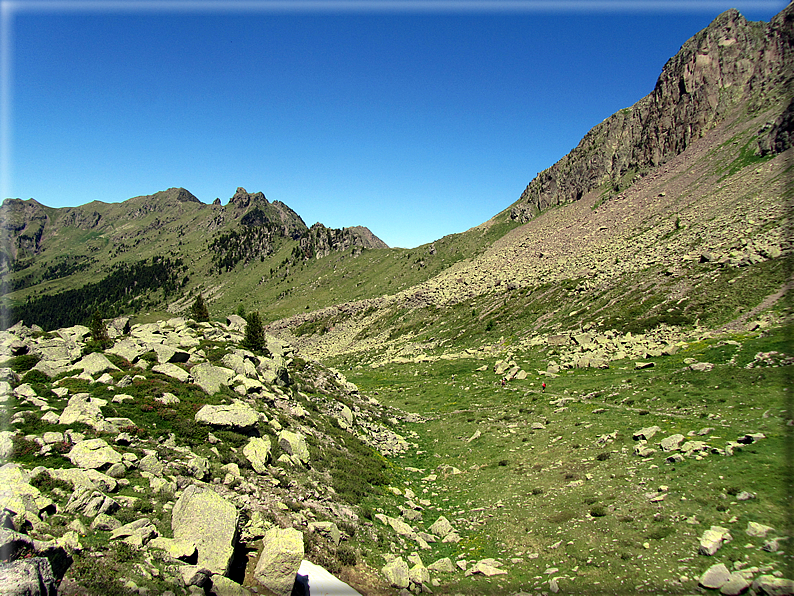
[510,4,794,223]
[296,222,388,260]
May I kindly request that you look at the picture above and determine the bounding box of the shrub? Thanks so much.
[21,369,50,385]
[596,452,611,461]
[590,505,608,517]
[337,545,357,567]
[8,354,41,373]
[30,471,71,495]
[191,294,210,322]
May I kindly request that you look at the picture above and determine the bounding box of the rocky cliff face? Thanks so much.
[510,5,794,223]
[296,223,389,261]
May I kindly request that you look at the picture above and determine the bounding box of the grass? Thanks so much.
[338,324,793,593]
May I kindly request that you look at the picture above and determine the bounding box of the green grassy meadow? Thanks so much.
[333,326,793,594]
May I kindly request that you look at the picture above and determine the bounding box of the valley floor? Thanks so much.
[336,324,793,594]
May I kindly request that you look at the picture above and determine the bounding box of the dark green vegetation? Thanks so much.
[8,257,186,330]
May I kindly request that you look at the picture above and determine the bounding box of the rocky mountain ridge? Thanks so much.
[509,5,793,223]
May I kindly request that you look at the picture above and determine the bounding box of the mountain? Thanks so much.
[509,6,794,223]
[0,187,389,330]
[1,6,793,596]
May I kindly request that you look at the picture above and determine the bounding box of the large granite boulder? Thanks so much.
[58,394,107,430]
[172,485,238,576]
[381,556,410,589]
[195,402,259,430]
[190,363,235,395]
[71,352,119,376]
[0,557,58,596]
[67,439,123,470]
[253,527,304,596]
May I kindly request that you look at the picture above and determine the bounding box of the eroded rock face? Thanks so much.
[171,484,239,576]
[253,527,304,596]
[510,4,794,223]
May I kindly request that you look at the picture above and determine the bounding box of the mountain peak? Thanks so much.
[229,187,269,209]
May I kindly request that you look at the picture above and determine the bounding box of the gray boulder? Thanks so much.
[190,363,235,395]
[699,526,732,556]
[720,572,750,595]
[195,403,259,430]
[152,363,190,383]
[747,522,775,538]
[153,344,189,364]
[253,527,304,596]
[72,352,119,376]
[138,453,165,477]
[381,557,410,589]
[242,437,271,474]
[659,434,685,451]
[277,431,309,464]
[106,339,146,363]
[429,516,454,537]
[0,431,13,460]
[110,518,158,548]
[67,439,123,470]
[0,557,58,596]
[172,485,238,576]
[58,393,107,430]
[699,563,731,589]
[209,574,252,596]
[751,575,794,595]
[427,557,455,573]
[65,485,119,518]
[633,426,661,441]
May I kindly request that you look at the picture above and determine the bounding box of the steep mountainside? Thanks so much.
[509,6,794,223]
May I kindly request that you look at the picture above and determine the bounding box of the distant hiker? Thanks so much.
[542,382,546,392]
[501,378,506,387]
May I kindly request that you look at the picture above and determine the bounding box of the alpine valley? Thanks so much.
[0,5,792,596]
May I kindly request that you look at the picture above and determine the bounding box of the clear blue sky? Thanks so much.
[3,1,787,248]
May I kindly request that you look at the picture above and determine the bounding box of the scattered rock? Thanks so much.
[382,557,410,589]
[172,484,239,576]
[195,402,259,430]
[700,563,732,588]
[253,527,304,596]
[699,526,732,556]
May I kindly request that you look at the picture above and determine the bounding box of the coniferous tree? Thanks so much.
[242,311,265,352]
[191,294,210,322]
[89,310,110,347]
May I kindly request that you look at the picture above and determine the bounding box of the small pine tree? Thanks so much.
[236,304,247,319]
[191,294,210,322]
[89,310,110,346]
[242,311,265,352]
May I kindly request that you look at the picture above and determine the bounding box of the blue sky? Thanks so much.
[3,1,787,248]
